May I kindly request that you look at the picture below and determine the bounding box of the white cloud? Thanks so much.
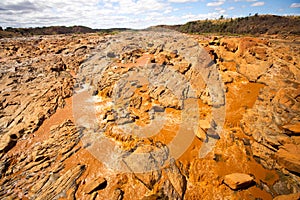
[164,8,173,14]
[182,12,222,20]
[168,0,198,3]
[206,0,225,7]
[214,7,226,14]
[234,0,257,2]
[251,1,265,6]
[0,0,295,29]
[290,3,300,8]
[0,0,173,28]
[219,9,226,14]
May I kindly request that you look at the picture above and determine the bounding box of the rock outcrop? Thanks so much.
[0,31,299,199]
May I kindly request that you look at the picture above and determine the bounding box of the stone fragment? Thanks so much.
[273,193,300,200]
[84,177,107,194]
[195,127,207,141]
[151,105,165,112]
[111,188,124,200]
[35,165,85,200]
[276,144,300,174]
[283,122,300,135]
[106,114,116,122]
[89,192,98,200]
[164,159,187,199]
[224,173,254,190]
[0,133,18,153]
[220,38,238,52]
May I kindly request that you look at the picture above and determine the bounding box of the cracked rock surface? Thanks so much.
[0,31,299,199]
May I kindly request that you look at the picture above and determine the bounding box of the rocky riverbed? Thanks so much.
[0,30,299,199]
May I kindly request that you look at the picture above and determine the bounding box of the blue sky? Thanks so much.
[0,0,299,29]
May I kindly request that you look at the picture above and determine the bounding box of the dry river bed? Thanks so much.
[0,32,299,199]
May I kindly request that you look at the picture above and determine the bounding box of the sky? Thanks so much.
[0,0,299,29]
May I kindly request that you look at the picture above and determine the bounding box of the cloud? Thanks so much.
[251,1,265,6]
[0,0,173,28]
[168,0,198,3]
[182,12,222,20]
[219,9,226,14]
[0,0,38,11]
[0,0,296,29]
[290,3,300,8]
[234,0,257,2]
[206,0,225,7]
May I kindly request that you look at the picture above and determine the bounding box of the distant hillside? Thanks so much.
[0,25,130,38]
[1,15,299,38]
[156,15,300,35]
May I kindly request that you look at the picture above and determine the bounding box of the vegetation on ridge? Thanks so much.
[0,25,129,38]
[156,15,300,35]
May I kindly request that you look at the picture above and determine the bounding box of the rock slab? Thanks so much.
[276,144,300,174]
[224,173,254,190]
[273,192,300,200]
[84,177,107,194]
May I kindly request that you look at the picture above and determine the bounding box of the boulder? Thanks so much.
[220,38,239,52]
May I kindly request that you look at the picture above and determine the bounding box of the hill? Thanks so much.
[1,15,299,38]
[156,15,300,35]
[0,25,130,38]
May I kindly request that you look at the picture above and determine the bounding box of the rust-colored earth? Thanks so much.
[0,32,299,200]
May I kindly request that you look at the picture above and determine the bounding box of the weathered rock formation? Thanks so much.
[0,30,299,199]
